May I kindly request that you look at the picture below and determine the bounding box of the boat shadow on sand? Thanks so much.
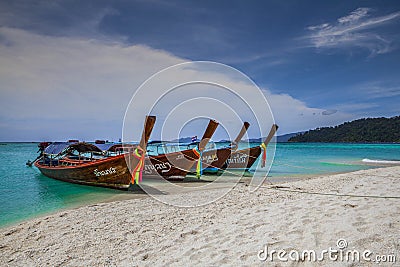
[128,176,214,195]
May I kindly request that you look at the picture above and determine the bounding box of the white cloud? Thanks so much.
[332,102,379,113]
[363,84,400,99]
[353,81,400,99]
[305,8,400,55]
[0,27,350,141]
[337,7,370,24]
[0,27,184,141]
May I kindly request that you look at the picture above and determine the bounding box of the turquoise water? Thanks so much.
[0,143,125,228]
[266,143,400,176]
[1,142,400,227]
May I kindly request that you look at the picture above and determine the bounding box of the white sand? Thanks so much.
[1,166,400,266]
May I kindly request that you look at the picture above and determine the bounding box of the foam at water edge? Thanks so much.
[362,158,400,164]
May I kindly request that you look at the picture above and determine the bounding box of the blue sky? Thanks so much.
[0,0,399,141]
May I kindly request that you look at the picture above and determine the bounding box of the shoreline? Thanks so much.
[0,189,146,230]
[0,164,396,229]
[0,171,318,230]
[1,166,400,265]
[3,142,400,230]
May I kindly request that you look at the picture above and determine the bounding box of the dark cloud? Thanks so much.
[322,109,338,115]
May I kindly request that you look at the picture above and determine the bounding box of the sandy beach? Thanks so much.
[1,166,399,266]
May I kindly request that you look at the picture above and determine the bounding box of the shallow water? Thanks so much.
[267,142,400,176]
[0,143,125,227]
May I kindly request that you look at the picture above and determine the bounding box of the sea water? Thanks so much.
[0,143,125,228]
[1,142,399,227]
[266,143,400,177]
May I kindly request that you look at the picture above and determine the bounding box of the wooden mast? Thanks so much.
[263,124,279,146]
[198,119,219,151]
[138,116,156,152]
[233,122,250,147]
[128,115,156,189]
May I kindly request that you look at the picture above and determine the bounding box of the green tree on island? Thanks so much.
[289,116,400,143]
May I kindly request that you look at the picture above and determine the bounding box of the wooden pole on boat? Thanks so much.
[198,119,219,151]
[233,122,250,145]
[128,115,156,188]
[191,119,219,179]
[139,115,156,152]
[263,124,279,146]
[258,124,278,168]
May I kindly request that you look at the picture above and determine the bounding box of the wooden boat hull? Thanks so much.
[142,118,219,179]
[34,118,220,189]
[223,124,277,172]
[36,149,201,188]
[189,147,233,174]
[35,154,132,190]
[35,146,260,187]
[224,146,261,171]
[144,149,199,179]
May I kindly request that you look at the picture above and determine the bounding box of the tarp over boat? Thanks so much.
[44,142,75,155]
[93,143,136,152]
[67,143,102,153]
[44,142,102,155]
[43,140,142,156]
[94,143,115,151]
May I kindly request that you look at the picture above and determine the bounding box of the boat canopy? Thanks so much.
[107,144,136,152]
[94,143,115,151]
[44,142,73,155]
[67,143,102,153]
[43,142,102,155]
[90,143,137,152]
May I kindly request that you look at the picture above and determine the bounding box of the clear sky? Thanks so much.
[0,0,399,141]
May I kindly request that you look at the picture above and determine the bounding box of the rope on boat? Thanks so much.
[131,146,145,184]
[260,143,267,168]
[192,147,202,178]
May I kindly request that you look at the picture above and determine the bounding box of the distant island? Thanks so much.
[289,116,400,143]
[243,132,302,143]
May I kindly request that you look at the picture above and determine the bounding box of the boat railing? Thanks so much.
[41,158,60,167]
[146,141,219,156]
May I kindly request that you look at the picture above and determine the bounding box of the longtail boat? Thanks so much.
[34,116,156,190]
[188,122,250,174]
[142,119,219,179]
[224,124,278,172]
